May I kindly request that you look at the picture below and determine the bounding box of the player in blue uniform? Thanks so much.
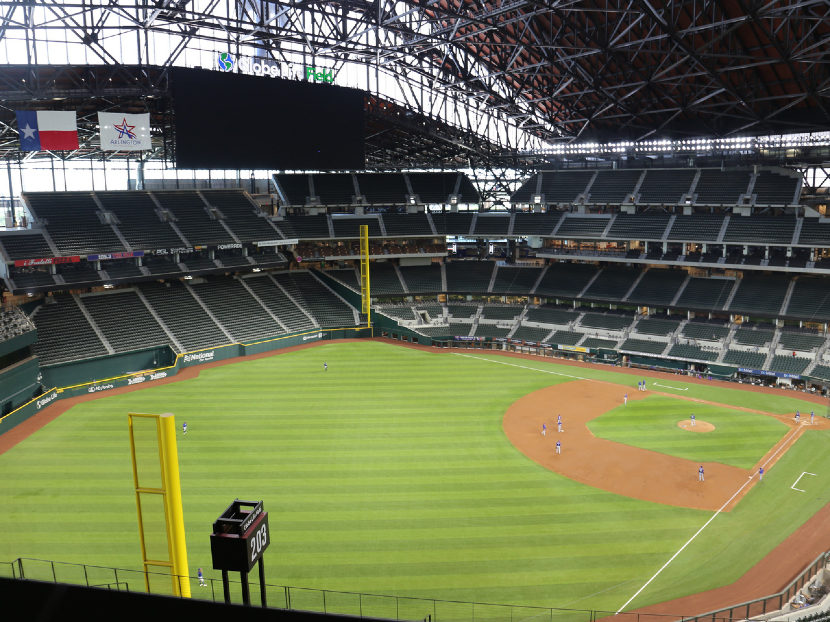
[557,414,562,432]
[541,423,546,437]
[198,567,206,587]
[624,393,628,405]
[795,410,800,423]
[759,466,764,481]
[811,410,815,425]
[555,440,561,455]
[690,413,695,427]
[698,465,704,482]
[182,421,188,435]
[324,362,328,372]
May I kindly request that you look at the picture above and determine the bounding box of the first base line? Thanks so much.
[652,382,688,391]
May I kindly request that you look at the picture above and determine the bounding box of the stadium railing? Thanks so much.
[4,553,828,622]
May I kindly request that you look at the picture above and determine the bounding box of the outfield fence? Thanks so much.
[3,554,828,622]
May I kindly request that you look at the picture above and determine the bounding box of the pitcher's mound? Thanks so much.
[678,420,715,433]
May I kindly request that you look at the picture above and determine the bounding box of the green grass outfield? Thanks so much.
[0,341,828,616]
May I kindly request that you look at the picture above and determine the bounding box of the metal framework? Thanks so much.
[0,0,827,170]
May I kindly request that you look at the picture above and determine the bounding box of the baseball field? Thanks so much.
[1,340,828,618]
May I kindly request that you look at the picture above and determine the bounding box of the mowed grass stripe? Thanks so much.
[1,341,826,613]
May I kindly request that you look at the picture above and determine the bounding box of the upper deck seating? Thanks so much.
[0,233,54,260]
[445,261,493,293]
[627,269,687,306]
[200,190,279,243]
[152,191,234,245]
[694,170,751,205]
[95,191,185,250]
[25,192,125,256]
[620,338,667,355]
[492,266,542,294]
[431,212,474,236]
[667,214,725,241]
[580,312,633,331]
[729,274,790,316]
[582,266,640,301]
[447,305,476,318]
[753,170,798,206]
[472,214,510,237]
[102,260,143,281]
[278,215,331,239]
[785,278,830,321]
[312,174,356,205]
[368,262,405,295]
[56,262,101,286]
[331,216,382,239]
[606,214,671,240]
[723,216,796,245]
[535,263,597,298]
[778,331,824,352]
[511,325,552,343]
[682,322,729,341]
[550,330,583,345]
[668,343,717,361]
[555,216,611,239]
[274,174,311,205]
[797,219,830,245]
[723,350,766,368]
[733,327,774,346]
[581,337,619,349]
[481,305,522,320]
[355,173,407,204]
[587,170,641,204]
[512,213,560,236]
[407,173,458,204]
[637,170,696,204]
[539,171,593,203]
[510,175,540,203]
[381,213,433,236]
[399,264,443,293]
[473,324,511,338]
[675,277,735,311]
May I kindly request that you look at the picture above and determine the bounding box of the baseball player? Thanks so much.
[182,421,188,435]
[759,466,764,481]
[324,362,328,372]
[795,410,800,423]
[811,410,815,425]
[541,423,546,437]
[555,440,561,455]
[198,567,206,587]
[698,465,704,482]
[642,380,646,391]
[690,413,695,427]
[624,393,628,405]
[557,414,563,433]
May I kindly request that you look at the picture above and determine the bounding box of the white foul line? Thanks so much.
[652,382,688,391]
[451,352,590,381]
[791,472,817,493]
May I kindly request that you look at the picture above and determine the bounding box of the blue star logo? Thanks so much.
[113,117,136,139]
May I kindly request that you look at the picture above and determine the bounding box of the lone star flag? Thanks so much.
[98,112,151,151]
[16,111,79,151]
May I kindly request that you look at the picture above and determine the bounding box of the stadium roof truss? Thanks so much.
[0,0,827,169]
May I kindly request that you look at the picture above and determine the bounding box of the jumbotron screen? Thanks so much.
[171,67,365,170]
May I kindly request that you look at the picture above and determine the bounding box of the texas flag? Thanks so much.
[16,110,79,151]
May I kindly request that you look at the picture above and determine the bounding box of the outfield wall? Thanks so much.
[0,326,369,437]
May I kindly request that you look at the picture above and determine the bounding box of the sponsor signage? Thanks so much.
[14,256,80,267]
[305,66,334,83]
[216,52,299,80]
[454,336,484,342]
[88,251,145,261]
[558,345,588,353]
[127,371,168,386]
[87,383,115,393]
[738,367,801,380]
[302,332,323,342]
[257,239,298,247]
[36,391,58,410]
[183,350,216,364]
[217,243,242,250]
[151,247,194,255]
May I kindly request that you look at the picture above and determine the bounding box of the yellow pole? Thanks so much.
[359,224,371,331]
[160,413,191,598]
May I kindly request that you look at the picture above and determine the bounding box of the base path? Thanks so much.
[504,380,756,511]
